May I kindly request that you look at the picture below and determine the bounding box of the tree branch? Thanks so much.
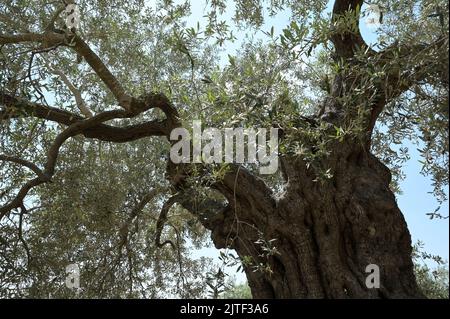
[118,189,159,245]
[42,56,94,118]
[0,92,171,141]
[214,165,276,209]
[18,204,32,269]
[1,31,132,110]
[114,189,159,282]
[0,155,47,180]
[0,32,64,46]
[45,5,65,31]
[70,35,133,110]
[1,92,84,124]
[0,108,128,220]
[155,194,181,250]
[367,36,449,140]
[331,0,372,59]
[0,87,181,221]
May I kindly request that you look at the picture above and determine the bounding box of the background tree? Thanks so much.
[412,241,449,299]
[0,0,448,298]
[222,282,252,299]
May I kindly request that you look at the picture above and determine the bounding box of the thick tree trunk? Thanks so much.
[204,143,423,299]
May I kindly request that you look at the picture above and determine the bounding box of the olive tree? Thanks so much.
[0,0,448,298]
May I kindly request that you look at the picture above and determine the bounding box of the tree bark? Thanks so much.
[199,142,423,299]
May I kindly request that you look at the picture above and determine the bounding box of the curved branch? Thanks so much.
[0,109,127,220]
[1,92,171,141]
[0,92,173,218]
[215,164,276,209]
[0,177,44,220]
[155,194,183,250]
[0,154,47,180]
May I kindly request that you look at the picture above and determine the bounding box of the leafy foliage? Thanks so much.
[413,241,449,299]
[221,282,252,299]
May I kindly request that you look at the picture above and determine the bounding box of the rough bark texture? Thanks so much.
[195,142,422,299]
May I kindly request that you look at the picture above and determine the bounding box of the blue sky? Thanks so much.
[184,0,449,281]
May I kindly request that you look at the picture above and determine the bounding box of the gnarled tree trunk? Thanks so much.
[196,142,423,298]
